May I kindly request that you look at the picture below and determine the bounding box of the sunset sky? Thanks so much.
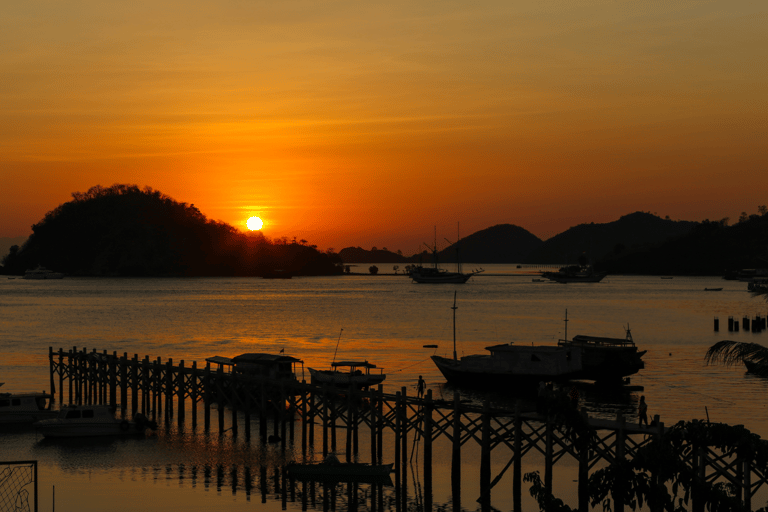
[2,0,765,254]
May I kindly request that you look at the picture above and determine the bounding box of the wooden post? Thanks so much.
[59,349,65,405]
[346,385,353,462]
[48,347,55,400]
[259,383,267,443]
[230,372,238,438]
[191,361,198,429]
[177,360,185,428]
[395,391,402,490]
[203,362,211,431]
[244,383,251,441]
[131,354,139,416]
[480,400,491,511]
[401,386,408,507]
[545,411,553,495]
[165,358,174,423]
[301,383,307,458]
[424,390,433,512]
[217,365,225,434]
[744,456,752,511]
[69,348,75,406]
[578,409,589,512]
[452,391,462,512]
[377,385,383,463]
[613,412,626,512]
[322,385,329,457]
[513,400,522,512]
[370,387,376,465]
[109,351,117,408]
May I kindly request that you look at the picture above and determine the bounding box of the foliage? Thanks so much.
[369,265,379,275]
[529,397,768,512]
[1,184,343,277]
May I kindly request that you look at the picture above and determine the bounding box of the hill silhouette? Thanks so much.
[1,184,342,277]
[597,212,768,275]
[526,212,698,264]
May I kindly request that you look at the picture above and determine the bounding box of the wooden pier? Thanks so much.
[48,346,768,511]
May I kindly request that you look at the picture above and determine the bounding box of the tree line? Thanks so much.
[1,184,343,277]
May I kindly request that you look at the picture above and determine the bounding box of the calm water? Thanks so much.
[2,267,768,511]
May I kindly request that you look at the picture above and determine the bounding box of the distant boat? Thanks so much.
[540,265,605,283]
[661,276,674,280]
[407,227,483,284]
[704,287,723,291]
[23,266,64,279]
[262,269,293,279]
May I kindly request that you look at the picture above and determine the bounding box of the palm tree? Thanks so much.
[706,289,768,376]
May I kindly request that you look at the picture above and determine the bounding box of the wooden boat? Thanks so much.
[704,288,723,291]
[540,265,606,283]
[407,227,483,284]
[0,391,57,424]
[309,362,386,389]
[206,352,304,382]
[286,457,393,482]
[33,405,156,438]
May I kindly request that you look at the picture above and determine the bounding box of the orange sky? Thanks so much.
[2,0,766,254]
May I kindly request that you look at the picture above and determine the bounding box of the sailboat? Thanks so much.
[408,226,483,284]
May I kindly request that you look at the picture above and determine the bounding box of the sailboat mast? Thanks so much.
[564,309,568,342]
[332,328,343,367]
[452,291,458,361]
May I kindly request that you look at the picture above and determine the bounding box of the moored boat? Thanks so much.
[557,326,646,385]
[540,265,606,283]
[23,266,64,279]
[286,455,393,482]
[33,405,156,438]
[206,352,305,382]
[308,362,386,389]
[0,391,57,424]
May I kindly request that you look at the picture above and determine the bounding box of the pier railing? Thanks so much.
[49,346,768,511]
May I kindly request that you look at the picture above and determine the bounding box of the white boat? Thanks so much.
[0,391,57,424]
[33,405,156,438]
[23,266,64,279]
[309,362,386,389]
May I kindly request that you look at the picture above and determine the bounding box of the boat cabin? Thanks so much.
[330,361,383,377]
[56,404,117,420]
[0,392,51,413]
[206,353,305,382]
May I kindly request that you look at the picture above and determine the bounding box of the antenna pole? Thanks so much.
[332,328,343,367]
[452,291,458,361]
[564,309,568,342]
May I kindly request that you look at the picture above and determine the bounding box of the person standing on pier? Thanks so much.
[417,375,425,398]
[638,395,649,427]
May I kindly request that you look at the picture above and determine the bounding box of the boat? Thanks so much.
[33,405,157,438]
[557,314,646,385]
[206,352,305,382]
[407,227,483,283]
[704,287,723,291]
[286,455,393,482]
[0,391,57,424]
[308,362,386,389]
[430,293,582,391]
[23,266,64,279]
[540,265,606,283]
[748,278,768,292]
[431,344,582,391]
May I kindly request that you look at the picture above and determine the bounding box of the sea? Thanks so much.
[2,265,768,511]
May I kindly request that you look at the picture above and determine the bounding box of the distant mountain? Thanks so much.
[525,212,698,264]
[598,213,768,275]
[433,224,543,264]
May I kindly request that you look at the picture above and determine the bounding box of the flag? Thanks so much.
[279,348,284,354]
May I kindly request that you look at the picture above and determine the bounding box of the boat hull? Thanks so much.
[35,420,141,438]
[431,354,578,392]
[308,368,386,388]
[286,462,393,482]
[411,272,473,284]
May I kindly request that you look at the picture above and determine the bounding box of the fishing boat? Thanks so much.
[286,454,393,483]
[308,362,386,389]
[407,227,483,283]
[205,352,304,382]
[540,265,606,283]
[33,405,156,438]
[0,390,57,424]
[704,287,723,291]
[23,266,64,279]
[557,312,646,385]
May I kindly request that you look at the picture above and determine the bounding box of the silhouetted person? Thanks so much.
[638,395,649,427]
[568,385,580,409]
[417,375,425,398]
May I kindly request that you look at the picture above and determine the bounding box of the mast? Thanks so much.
[332,328,343,367]
[564,309,568,342]
[452,291,458,361]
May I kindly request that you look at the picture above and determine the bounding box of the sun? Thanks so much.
[246,216,263,231]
